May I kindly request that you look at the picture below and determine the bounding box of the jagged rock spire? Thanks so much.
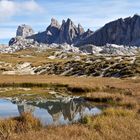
[57,18,85,44]
[50,18,60,27]
[45,18,61,44]
[78,24,85,35]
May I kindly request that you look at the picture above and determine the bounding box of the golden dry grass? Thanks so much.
[0,75,139,91]
[10,109,140,140]
[0,113,41,140]
[0,48,70,67]
[0,75,139,110]
[0,75,139,99]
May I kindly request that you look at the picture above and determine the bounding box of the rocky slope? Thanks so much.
[1,50,139,78]
[1,42,140,55]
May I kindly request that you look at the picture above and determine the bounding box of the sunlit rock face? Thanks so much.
[56,18,85,44]
[16,24,34,38]
[45,18,61,44]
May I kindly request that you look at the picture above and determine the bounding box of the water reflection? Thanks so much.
[0,98,102,125]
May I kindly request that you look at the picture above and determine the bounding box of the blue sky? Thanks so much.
[0,0,140,44]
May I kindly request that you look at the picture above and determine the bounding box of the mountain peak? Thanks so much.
[62,20,66,24]
[16,24,34,38]
[67,18,72,23]
[78,24,85,35]
[133,14,140,18]
[50,18,60,27]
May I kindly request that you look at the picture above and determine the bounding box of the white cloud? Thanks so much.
[0,0,16,20]
[45,0,140,29]
[22,0,43,13]
[0,0,43,21]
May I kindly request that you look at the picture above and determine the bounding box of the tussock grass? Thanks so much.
[83,91,139,110]
[11,108,140,140]
[0,113,41,140]
[102,108,135,117]
[0,75,139,94]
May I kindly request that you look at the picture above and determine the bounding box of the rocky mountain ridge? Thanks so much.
[76,14,140,46]
[9,14,140,47]
[9,18,92,46]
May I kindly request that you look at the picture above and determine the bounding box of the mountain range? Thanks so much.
[9,14,140,47]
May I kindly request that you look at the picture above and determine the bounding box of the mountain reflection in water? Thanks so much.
[3,98,102,125]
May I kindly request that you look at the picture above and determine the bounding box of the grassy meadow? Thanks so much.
[0,75,139,140]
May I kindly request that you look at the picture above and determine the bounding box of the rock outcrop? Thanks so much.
[16,24,34,38]
[9,36,37,47]
[2,54,139,78]
[77,14,140,46]
[9,24,35,46]
[78,24,85,35]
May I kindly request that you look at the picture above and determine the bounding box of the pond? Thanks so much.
[0,97,102,126]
